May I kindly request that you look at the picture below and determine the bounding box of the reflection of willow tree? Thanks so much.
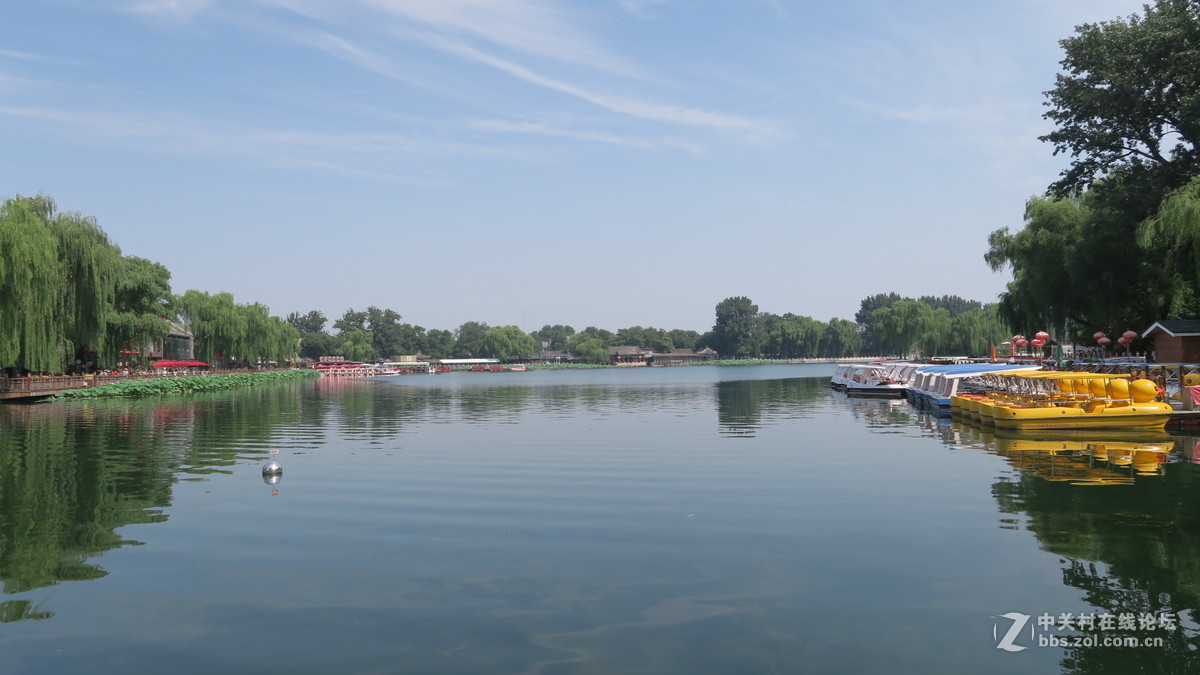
[0,405,173,598]
[717,377,828,437]
[0,381,322,621]
[993,468,1200,672]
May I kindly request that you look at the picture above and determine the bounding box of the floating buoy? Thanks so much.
[262,460,283,476]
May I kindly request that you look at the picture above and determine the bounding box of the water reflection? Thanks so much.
[4,368,1198,673]
[0,384,316,614]
[716,377,828,437]
[946,425,1180,486]
[832,390,917,431]
[990,449,1200,672]
[828,392,1200,670]
[913,409,1200,671]
[0,371,828,624]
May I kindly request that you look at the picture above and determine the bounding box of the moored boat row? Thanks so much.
[950,371,1172,431]
[832,361,1176,431]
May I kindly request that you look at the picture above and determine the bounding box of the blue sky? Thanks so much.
[1,0,1146,334]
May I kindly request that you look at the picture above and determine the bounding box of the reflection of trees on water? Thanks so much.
[717,377,828,437]
[992,462,1200,672]
[0,384,318,621]
[0,598,53,623]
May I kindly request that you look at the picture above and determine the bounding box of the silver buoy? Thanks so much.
[262,460,283,476]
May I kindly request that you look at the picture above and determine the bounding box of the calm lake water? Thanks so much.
[2,364,1199,674]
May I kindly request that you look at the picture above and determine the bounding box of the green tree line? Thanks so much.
[2,191,1005,372]
[701,293,1009,360]
[0,194,298,373]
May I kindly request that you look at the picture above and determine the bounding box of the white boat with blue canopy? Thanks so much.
[907,362,1043,414]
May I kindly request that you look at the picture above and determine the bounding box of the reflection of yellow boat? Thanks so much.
[990,436,1174,483]
[951,372,1172,431]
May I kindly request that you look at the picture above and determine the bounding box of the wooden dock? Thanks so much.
[1167,409,1200,429]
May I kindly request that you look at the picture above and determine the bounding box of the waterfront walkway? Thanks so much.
[0,369,235,401]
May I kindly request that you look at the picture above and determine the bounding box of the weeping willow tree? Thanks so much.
[175,291,298,366]
[1138,175,1200,290]
[104,256,172,366]
[239,302,300,365]
[46,205,121,361]
[176,291,245,365]
[0,197,64,372]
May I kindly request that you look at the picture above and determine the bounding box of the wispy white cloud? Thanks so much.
[126,0,216,21]
[111,0,773,139]
[618,0,669,20]
[469,118,702,153]
[431,36,783,138]
[0,104,532,184]
[361,0,640,76]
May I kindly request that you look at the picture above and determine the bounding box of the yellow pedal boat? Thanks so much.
[954,372,1173,431]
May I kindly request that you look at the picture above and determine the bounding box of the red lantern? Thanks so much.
[1093,331,1106,340]
[1031,339,1045,348]
[1122,330,1137,341]
[1098,336,1112,346]
[1035,331,1050,341]
[1117,336,1129,346]
[1016,338,1029,348]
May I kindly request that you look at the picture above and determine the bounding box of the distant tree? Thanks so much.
[917,295,982,317]
[762,314,825,358]
[422,329,456,359]
[667,329,700,350]
[454,321,490,357]
[871,300,939,357]
[286,310,327,335]
[823,318,862,357]
[711,296,760,358]
[338,329,375,362]
[299,331,337,359]
[855,292,904,356]
[333,309,368,334]
[481,325,537,360]
[572,338,610,364]
[570,326,616,346]
[532,324,575,351]
[948,307,1010,356]
[648,329,674,353]
[616,326,652,347]
[364,306,407,357]
[855,292,904,325]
